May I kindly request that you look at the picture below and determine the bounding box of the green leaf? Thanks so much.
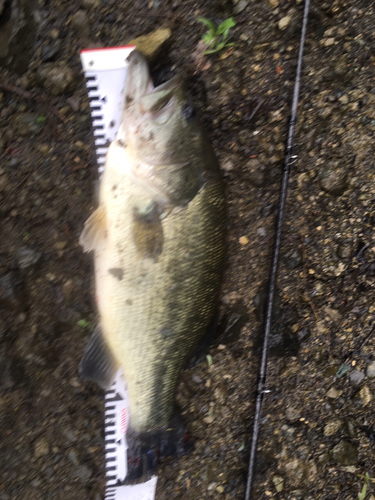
[77,319,90,328]
[202,33,214,44]
[206,354,213,367]
[215,40,227,51]
[197,16,216,32]
[37,115,46,123]
[358,481,367,500]
[216,17,236,35]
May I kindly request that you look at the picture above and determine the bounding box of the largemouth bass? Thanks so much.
[79,50,226,482]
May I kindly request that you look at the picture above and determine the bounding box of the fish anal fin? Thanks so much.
[79,206,107,252]
[79,325,119,390]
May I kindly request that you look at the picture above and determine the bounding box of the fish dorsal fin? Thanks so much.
[79,325,119,390]
[79,205,107,252]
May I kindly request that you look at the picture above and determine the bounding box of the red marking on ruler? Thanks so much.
[120,408,128,434]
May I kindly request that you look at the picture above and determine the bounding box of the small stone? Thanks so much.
[34,437,49,458]
[366,361,375,378]
[278,16,291,30]
[332,440,358,466]
[323,306,341,322]
[285,406,301,423]
[49,28,60,40]
[338,94,349,104]
[82,0,101,8]
[272,475,284,492]
[233,0,248,14]
[257,227,266,237]
[16,247,42,270]
[324,37,335,46]
[283,248,303,270]
[342,417,358,439]
[37,63,76,96]
[53,241,67,251]
[127,28,172,63]
[68,449,79,465]
[359,385,373,406]
[319,165,347,196]
[323,420,341,436]
[349,370,364,385]
[71,10,90,38]
[239,236,249,246]
[41,44,60,63]
[337,240,352,259]
[326,387,342,398]
[12,113,43,136]
[216,485,224,493]
[268,0,279,7]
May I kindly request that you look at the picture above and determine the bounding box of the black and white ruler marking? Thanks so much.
[80,46,158,500]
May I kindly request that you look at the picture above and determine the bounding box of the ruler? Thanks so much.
[80,47,158,500]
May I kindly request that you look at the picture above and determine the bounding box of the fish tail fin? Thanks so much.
[124,412,193,485]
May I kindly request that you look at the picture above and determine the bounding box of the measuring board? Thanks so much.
[80,46,158,500]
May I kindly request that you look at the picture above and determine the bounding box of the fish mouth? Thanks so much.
[126,50,184,123]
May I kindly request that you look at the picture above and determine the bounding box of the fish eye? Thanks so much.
[181,103,195,120]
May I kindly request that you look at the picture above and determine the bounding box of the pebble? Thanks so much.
[41,44,60,63]
[67,449,79,465]
[16,247,42,270]
[71,10,90,37]
[239,236,249,246]
[82,0,101,8]
[331,440,358,466]
[319,165,348,196]
[233,0,248,14]
[272,475,284,492]
[37,63,76,96]
[34,437,49,459]
[359,385,373,406]
[326,387,342,398]
[366,361,375,378]
[127,28,172,63]
[285,406,301,423]
[278,16,291,30]
[323,420,341,436]
[283,248,303,270]
[268,0,279,7]
[349,370,364,385]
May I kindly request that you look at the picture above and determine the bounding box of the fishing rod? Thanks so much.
[245,0,311,498]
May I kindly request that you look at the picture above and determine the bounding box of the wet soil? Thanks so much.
[1,0,375,499]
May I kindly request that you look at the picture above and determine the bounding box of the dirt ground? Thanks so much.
[1,0,375,499]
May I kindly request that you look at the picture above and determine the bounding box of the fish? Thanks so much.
[79,49,226,483]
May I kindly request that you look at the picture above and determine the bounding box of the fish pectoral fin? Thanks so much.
[79,205,107,252]
[79,325,119,390]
